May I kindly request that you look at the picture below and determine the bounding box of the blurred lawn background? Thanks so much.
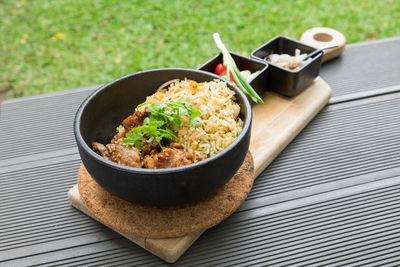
[1,0,399,99]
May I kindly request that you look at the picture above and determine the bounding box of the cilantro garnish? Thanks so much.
[122,120,177,151]
[137,98,201,128]
[122,98,201,151]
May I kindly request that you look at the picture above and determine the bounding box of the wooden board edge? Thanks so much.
[68,185,201,263]
[145,231,204,263]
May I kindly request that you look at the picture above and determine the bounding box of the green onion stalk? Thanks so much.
[213,32,263,103]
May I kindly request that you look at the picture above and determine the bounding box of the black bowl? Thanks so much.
[74,68,252,207]
[251,36,322,97]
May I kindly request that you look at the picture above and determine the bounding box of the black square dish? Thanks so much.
[251,36,322,97]
[198,51,268,100]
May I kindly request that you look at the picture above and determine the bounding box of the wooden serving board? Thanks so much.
[69,77,331,263]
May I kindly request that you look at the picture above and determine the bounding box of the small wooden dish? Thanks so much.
[300,27,346,63]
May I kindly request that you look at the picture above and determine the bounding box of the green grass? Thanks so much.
[1,0,399,98]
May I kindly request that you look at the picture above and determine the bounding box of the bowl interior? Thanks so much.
[77,68,250,159]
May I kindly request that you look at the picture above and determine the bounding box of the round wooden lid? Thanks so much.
[78,152,255,239]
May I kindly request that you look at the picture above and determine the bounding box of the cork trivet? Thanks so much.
[78,152,254,239]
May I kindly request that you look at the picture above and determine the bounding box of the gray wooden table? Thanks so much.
[1,36,400,266]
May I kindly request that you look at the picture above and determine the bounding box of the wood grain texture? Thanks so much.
[68,77,331,263]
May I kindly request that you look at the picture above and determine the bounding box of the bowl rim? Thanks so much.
[74,67,252,174]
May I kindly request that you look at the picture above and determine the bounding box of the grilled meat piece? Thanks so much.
[141,137,161,155]
[170,142,184,149]
[111,109,150,144]
[111,128,127,144]
[122,109,150,131]
[143,148,193,169]
[106,144,142,168]
[92,142,111,160]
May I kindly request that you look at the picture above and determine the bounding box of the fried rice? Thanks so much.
[140,79,243,160]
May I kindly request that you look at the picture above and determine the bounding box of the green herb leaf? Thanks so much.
[122,121,178,152]
[122,98,201,151]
